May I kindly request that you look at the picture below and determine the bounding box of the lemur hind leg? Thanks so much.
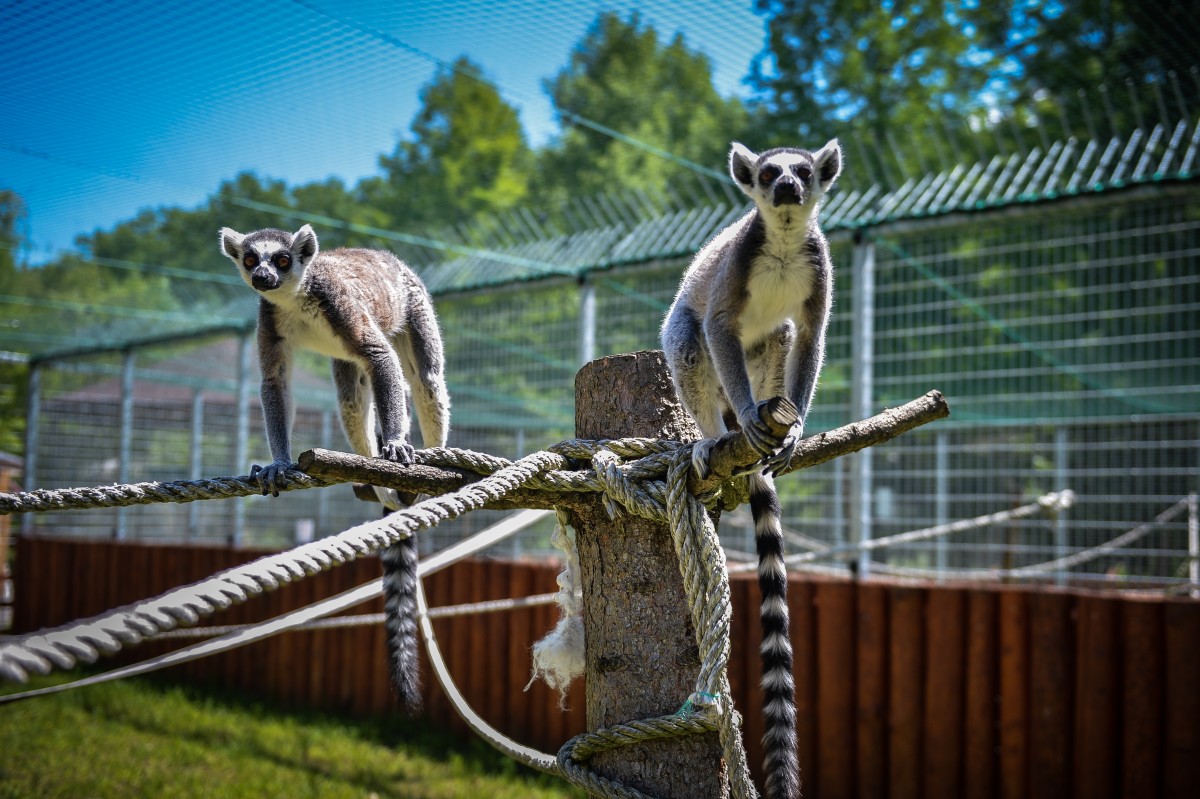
[662,306,728,478]
[332,358,402,511]
[392,297,450,450]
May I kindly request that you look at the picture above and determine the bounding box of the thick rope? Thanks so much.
[0,450,565,683]
[0,470,339,514]
[0,442,698,517]
[1,437,781,799]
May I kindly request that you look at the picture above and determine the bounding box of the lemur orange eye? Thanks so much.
[795,165,813,182]
[243,253,259,269]
[275,254,291,270]
[759,165,781,185]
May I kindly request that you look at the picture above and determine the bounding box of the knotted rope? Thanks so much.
[1,437,759,799]
[552,443,756,799]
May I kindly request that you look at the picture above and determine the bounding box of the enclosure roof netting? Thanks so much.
[407,115,1200,296]
[24,114,1200,362]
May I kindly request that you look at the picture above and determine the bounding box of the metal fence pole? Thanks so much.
[850,232,876,577]
[1054,427,1069,586]
[233,333,252,547]
[935,432,949,580]
[115,349,135,541]
[188,390,204,540]
[579,277,596,365]
[20,362,40,537]
[316,409,332,536]
[832,457,846,547]
[1189,491,1198,599]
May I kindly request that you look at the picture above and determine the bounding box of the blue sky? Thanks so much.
[1,0,767,265]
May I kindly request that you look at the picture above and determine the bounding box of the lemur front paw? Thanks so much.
[737,403,780,458]
[691,438,717,479]
[380,440,416,466]
[763,422,803,477]
[250,459,292,497]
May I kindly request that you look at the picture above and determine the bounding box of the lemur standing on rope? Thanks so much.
[219,224,450,713]
[661,140,842,799]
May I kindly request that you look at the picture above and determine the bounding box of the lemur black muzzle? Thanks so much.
[251,267,280,291]
[772,180,801,206]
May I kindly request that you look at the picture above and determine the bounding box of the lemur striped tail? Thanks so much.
[381,536,421,713]
[750,471,799,799]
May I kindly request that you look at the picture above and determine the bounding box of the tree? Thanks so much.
[752,1,1200,183]
[999,0,1200,139]
[0,190,26,296]
[0,190,28,454]
[364,57,533,236]
[540,12,752,204]
[751,0,1006,183]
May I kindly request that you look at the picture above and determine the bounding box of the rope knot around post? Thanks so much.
[551,440,757,799]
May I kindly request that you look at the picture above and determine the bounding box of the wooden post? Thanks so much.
[572,350,728,799]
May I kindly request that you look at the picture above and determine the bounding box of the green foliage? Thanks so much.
[750,1,1199,182]
[999,0,1199,140]
[539,12,751,201]
[0,190,26,296]
[0,674,580,799]
[751,0,1004,179]
[365,57,533,234]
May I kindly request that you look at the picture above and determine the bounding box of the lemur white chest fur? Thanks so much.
[267,292,355,362]
[739,214,820,347]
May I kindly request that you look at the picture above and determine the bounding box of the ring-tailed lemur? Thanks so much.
[661,140,842,799]
[219,224,451,713]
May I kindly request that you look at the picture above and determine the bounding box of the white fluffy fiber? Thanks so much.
[526,512,585,705]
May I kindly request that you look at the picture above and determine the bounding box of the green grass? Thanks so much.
[0,673,582,799]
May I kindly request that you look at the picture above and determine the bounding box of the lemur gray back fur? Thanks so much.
[219,224,450,715]
[660,140,841,799]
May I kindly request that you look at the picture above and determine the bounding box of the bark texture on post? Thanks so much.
[573,350,729,799]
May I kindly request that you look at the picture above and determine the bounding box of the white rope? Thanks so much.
[1012,495,1187,574]
[727,489,1076,574]
[415,579,561,774]
[872,496,1192,582]
[151,593,562,640]
[0,508,553,703]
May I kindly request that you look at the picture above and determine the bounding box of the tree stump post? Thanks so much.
[572,350,729,799]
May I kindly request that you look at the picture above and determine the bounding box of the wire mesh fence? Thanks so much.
[22,183,1200,590]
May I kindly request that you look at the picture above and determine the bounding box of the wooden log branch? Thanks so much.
[778,389,949,475]
[298,389,949,512]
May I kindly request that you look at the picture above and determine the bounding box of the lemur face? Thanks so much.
[219,225,319,294]
[729,140,843,211]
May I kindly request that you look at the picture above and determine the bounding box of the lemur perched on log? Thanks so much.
[219,223,450,713]
[661,140,842,799]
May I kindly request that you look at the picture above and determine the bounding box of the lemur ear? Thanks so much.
[729,142,758,192]
[291,224,319,264]
[219,228,245,262]
[813,139,843,190]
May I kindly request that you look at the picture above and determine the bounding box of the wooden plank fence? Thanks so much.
[10,536,1200,798]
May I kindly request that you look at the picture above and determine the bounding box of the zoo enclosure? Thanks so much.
[11,534,1200,798]
[19,114,1200,589]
